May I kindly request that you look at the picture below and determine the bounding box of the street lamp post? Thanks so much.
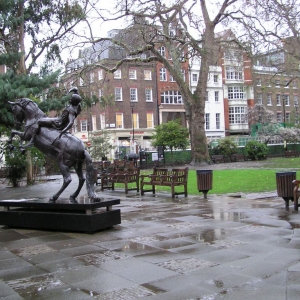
[130,101,135,153]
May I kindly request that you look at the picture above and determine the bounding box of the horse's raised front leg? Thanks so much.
[49,160,72,202]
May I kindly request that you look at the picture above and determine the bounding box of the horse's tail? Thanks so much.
[84,150,99,200]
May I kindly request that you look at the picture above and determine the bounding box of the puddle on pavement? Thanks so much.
[199,210,248,222]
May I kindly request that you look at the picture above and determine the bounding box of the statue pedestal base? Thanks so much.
[0,198,121,233]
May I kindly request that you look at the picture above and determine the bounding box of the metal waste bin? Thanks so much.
[276,171,296,208]
[197,170,213,199]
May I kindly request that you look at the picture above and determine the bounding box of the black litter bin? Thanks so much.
[197,170,213,199]
[276,171,296,208]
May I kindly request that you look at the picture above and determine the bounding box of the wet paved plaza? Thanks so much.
[0,176,300,299]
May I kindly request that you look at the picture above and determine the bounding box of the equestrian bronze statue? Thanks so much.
[7,91,99,203]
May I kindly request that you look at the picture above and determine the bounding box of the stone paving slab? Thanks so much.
[0,177,299,299]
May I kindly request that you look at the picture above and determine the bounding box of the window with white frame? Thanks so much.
[98,70,103,80]
[114,69,122,79]
[205,113,210,130]
[170,74,175,82]
[192,73,198,83]
[224,50,243,62]
[144,70,152,80]
[293,80,298,89]
[160,68,167,81]
[181,69,186,82]
[80,120,88,131]
[98,89,103,100]
[115,87,122,101]
[169,28,175,36]
[257,93,262,104]
[294,95,299,106]
[228,86,245,100]
[267,94,272,105]
[276,94,281,105]
[100,114,105,129]
[158,46,166,57]
[145,88,153,102]
[226,67,243,81]
[90,73,94,83]
[216,113,220,129]
[286,112,290,123]
[256,78,262,86]
[283,95,290,106]
[130,88,138,102]
[146,113,154,128]
[116,113,123,128]
[132,113,139,128]
[161,90,183,104]
[275,80,280,87]
[205,91,209,101]
[277,112,282,122]
[129,69,137,79]
[213,74,218,83]
[229,107,247,124]
[215,91,219,102]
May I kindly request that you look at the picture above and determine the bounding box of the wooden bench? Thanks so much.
[292,180,300,211]
[99,165,140,194]
[140,167,188,198]
[211,155,226,163]
[230,153,247,162]
[284,150,299,158]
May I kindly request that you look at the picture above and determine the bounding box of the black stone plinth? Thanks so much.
[0,198,121,233]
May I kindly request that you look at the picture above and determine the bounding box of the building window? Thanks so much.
[275,80,280,87]
[257,93,262,104]
[161,90,183,104]
[205,113,210,130]
[100,114,105,129]
[116,113,123,128]
[276,94,281,106]
[286,112,290,123]
[277,112,282,122]
[132,113,139,128]
[80,120,88,131]
[229,107,247,124]
[90,73,94,83]
[215,91,219,102]
[228,86,245,100]
[213,75,218,83]
[130,88,138,102]
[158,46,166,57]
[129,69,137,79]
[216,113,220,129]
[226,67,243,81]
[293,80,298,89]
[99,89,103,99]
[181,69,186,82]
[114,69,122,79]
[205,91,209,101]
[144,70,152,80]
[283,95,290,106]
[192,73,198,83]
[115,87,123,101]
[256,78,262,86]
[266,94,271,106]
[160,68,167,81]
[98,70,103,80]
[294,95,298,106]
[224,50,243,62]
[145,88,153,102]
[170,74,175,82]
[146,113,154,128]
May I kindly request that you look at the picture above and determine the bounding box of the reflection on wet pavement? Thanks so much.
[0,178,300,299]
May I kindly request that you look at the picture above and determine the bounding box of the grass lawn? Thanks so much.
[115,157,300,195]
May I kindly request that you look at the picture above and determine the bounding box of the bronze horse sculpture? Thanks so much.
[8,98,99,203]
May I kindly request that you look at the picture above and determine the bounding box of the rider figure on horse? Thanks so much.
[27,87,82,147]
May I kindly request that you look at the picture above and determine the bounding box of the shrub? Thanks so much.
[245,140,268,160]
[213,137,238,158]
